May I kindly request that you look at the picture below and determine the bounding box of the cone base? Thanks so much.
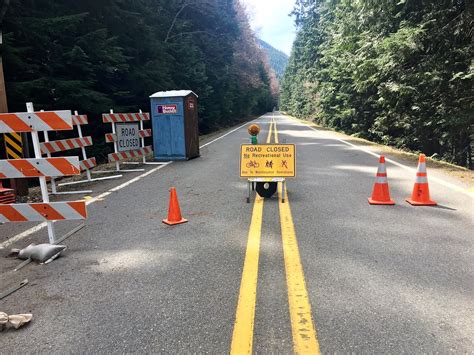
[162,218,188,226]
[368,198,395,205]
[406,198,437,206]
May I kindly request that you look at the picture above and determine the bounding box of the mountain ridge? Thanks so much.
[258,39,289,81]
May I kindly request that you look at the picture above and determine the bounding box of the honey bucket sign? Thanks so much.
[240,144,296,178]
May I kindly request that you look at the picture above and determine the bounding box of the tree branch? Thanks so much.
[164,1,192,43]
[167,30,213,41]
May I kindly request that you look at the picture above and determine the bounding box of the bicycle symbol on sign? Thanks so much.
[246,160,260,168]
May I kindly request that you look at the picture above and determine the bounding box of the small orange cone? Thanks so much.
[406,154,437,206]
[163,187,188,225]
[368,156,395,205]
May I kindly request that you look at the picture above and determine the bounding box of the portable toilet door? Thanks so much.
[150,90,199,161]
[183,94,199,159]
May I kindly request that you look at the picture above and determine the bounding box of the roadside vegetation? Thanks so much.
[1,0,278,160]
[280,0,472,168]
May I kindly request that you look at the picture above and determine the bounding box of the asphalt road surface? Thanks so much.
[1,113,473,353]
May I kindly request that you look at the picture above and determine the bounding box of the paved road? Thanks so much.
[1,113,473,353]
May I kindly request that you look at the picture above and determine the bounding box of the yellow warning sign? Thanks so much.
[240,144,296,178]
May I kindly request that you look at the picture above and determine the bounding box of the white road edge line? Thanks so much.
[200,120,257,148]
[290,117,472,197]
[1,117,260,249]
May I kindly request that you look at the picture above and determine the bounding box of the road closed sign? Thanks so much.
[240,144,296,177]
[116,123,140,152]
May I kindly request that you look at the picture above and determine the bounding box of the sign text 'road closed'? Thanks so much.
[240,144,296,177]
[116,123,140,152]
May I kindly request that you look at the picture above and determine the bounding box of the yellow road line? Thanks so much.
[278,184,320,354]
[273,117,279,144]
[230,195,264,354]
[274,117,320,354]
[231,118,274,354]
[266,118,274,143]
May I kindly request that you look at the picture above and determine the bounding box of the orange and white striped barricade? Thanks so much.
[118,109,164,166]
[0,102,87,244]
[122,109,163,166]
[94,109,154,174]
[41,110,122,194]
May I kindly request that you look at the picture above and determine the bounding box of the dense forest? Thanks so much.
[259,39,289,80]
[1,0,278,144]
[281,0,473,168]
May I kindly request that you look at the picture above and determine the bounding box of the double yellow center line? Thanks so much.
[231,118,320,354]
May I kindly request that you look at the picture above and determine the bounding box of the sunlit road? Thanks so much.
[1,113,473,353]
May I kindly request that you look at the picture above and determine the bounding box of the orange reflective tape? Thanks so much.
[0,114,32,132]
[30,203,65,220]
[67,139,78,149]
[58,141,70,151]
[36,111,71,130]
[47,157,79,175]
[0,204,28,222]
[9,160,39,177]
[68,201,87,218]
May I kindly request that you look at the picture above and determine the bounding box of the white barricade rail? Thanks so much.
[96,109,158,174]
[40,137,93,154]
[0,157,80,178]
[41,110,122,194]
[72,114,88,125]
[139,129,152,138]
[102,112,150,123]
[0,102,87,244]
[0,201,87,222]
[108,146,153,162]
[80,158,97,171]
[0,111,72,133]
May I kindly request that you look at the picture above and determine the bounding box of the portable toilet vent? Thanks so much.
[150,90,200,161]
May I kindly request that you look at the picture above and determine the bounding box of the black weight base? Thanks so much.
[255,182,278,199]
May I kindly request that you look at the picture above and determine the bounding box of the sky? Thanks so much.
[241,0,296,56]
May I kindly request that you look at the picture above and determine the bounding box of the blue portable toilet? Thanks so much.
[150,90,200,161]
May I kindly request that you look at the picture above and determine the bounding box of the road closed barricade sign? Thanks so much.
[240,144,296,178]
[0,103,87,245]
[116,123,140,152]
[101,110,153,172]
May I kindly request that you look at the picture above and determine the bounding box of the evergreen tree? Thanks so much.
[281,0,473,168]
[2,0,277,158]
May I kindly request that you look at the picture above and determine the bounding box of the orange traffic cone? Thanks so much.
[406,154,437,206]
[368,156,395,205]
[163,187,188,225]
